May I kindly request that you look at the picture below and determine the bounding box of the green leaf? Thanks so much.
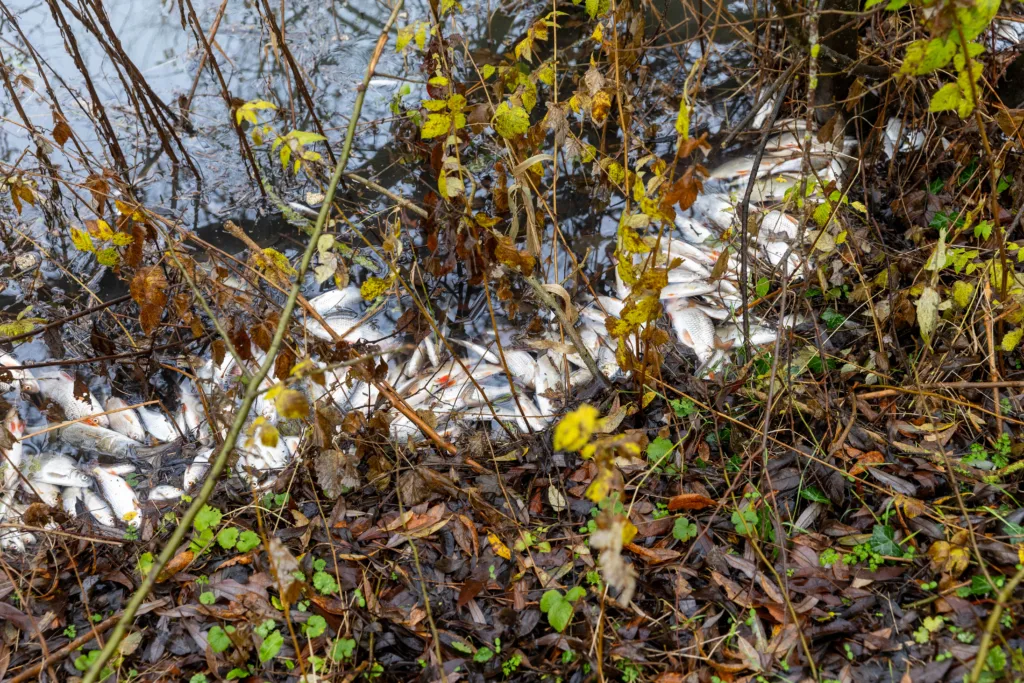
[236,530,260,552]
[928,83,962,113]
[565,586,587,602]
[217,527,239,550]
[474,646,495,663]
[868,524,901,557]
[137,552,154,577]
[199,591,216,605]
[190,675,209,683]
[259,630,284,662]
[451,640,473,654]
[194,505,222,533]
[974,220,994,240]
[646,436,674,463]
[755,277,770,298]
[800,486,831,504]
[731,508,758,536]
[670,398,696,417]
[547,598,573,632]
[492,101,530,139]
[673,516,697,541]
[864,0,884,8]
[226,668,250,680]
[332,638,357,661]
[304,614,327,638]
[539,589,563,613]
[208,625,232,653]
[313,571,339,595]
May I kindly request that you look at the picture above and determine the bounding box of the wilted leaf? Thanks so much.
[916,286,940,346]
[130,266,169,335]
[268,538,304,606]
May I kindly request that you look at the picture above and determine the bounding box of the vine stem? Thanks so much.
[80,2,404,680]
[969,564,1024,683]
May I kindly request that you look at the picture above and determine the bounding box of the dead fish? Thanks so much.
[82,488,116,527]
[105,398,146,441]
[308,286,363,316]
[22,479,60,507]
[36,370,108,427]
[666,300,717,364]
[63,486,84,517]
[136,406,178,442]
[183,446,212,493]
[0,353,39,394]
[148,485,184,502]
[1,407,25,494]
[59,422,179,460]
[24,453,92,487]
[91,465,142,528]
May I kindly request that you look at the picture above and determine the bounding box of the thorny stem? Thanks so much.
[81,2,404,680]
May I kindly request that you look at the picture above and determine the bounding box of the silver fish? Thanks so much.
[91,465,142,528]
[24,453,92,487]
[106,398,147,441]
[666,301,717,364]
[148,485,184,502]
[183,446,213,491]
[0,353,39,394]
[59,422,178,460]
[22,479,60,507]
[82,488,116,527]
[36,370,109,427]
[137,406,178,442]
[307,287,363,317]
[63,485,84,517]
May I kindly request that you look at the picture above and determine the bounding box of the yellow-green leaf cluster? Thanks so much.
[492,101,530,139]
[553,404,599,452]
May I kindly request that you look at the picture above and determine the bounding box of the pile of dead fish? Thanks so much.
[0,121,852,548]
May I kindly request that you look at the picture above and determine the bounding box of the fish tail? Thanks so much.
[135,438,184,461]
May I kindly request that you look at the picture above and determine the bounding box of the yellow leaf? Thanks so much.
[488,532,511,560]
[481,64,495,79]
[71,227,94,253]
[675,95,689,140]
[261,248,298,277]
[421,113,453,139]
[275,389,309,419]
[553,404,599,452]
[1002,327,1023,352]
[586,466,614,502]
[622,296,662,326]
[492,101,530,139]
[621,519,638,545]
[259,423,280,448]
[92,219,114,240]
[111,232,134,247]
[360,276,392,301]
[396,25,414,52]
[422,99,448,112]
[415,22,428,50]
[96,247,119,267]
